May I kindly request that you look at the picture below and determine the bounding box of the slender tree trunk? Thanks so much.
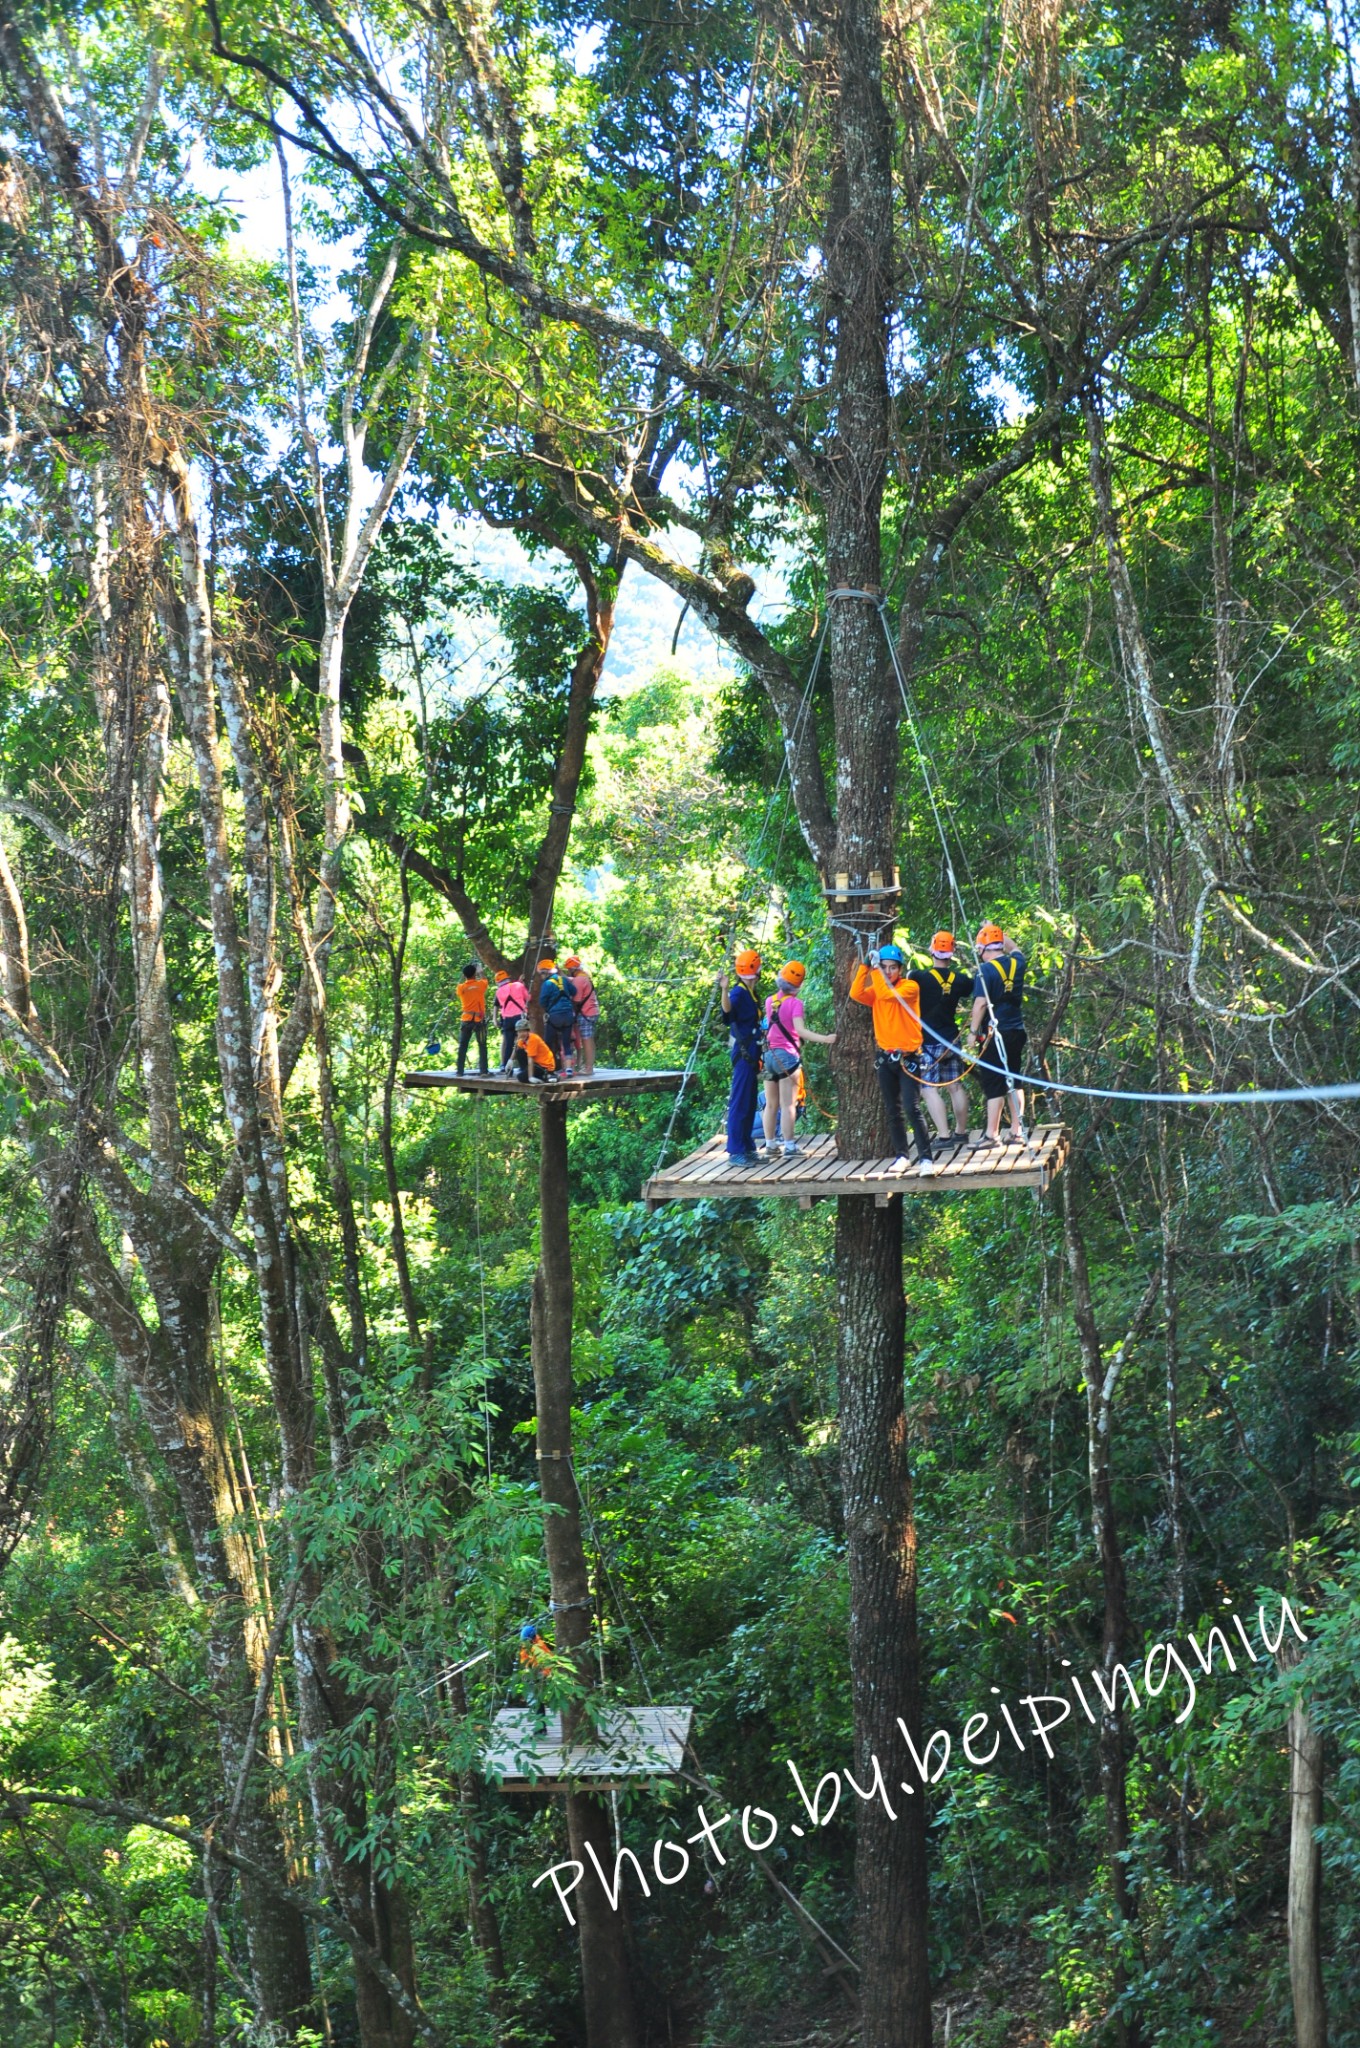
[521,584,616,973]
[78,1239,317,2032]
[1062,1171,1144,2048]
[1287,1693,1327,2048]
[532,1098,639,2048]
[445,1665,508,1992]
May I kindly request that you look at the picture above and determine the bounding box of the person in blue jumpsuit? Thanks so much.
[717,948,763,1165]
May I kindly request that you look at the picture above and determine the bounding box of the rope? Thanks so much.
[915,1014,1360,1109]
[651,613,831,1174]
[824,592,1357,1116]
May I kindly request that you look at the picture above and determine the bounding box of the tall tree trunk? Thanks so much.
[820,1,932,2041]
[532,1098,639,2048]
[77,1234,317,2032]
[1287,1693,1327,2048]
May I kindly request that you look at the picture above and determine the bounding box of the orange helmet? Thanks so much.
[779,960,806,988]
[734,948,760,976]
[494,969,509,982]
[975,923,1005,948]
[931,931,956,954]
[564,954,582,970]
[536,958,556,972]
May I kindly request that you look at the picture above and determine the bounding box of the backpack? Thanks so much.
[541,973,577,1030]
[764,997,801,1077]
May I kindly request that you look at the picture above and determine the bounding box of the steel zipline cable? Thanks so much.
[651,608,831,1173]
[835,584,1359,1118]
[914,1016,1360,1110]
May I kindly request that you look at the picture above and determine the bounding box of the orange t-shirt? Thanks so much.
[458,975,489,1021]
[521,1031,555,1071]
[849,963,922,1053]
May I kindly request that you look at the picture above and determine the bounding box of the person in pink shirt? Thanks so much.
[494,968,530,1071]
[760,960,835,1160]
[563,954,600,1077]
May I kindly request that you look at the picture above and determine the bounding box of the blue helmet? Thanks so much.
[878,944,905,965]
[520,1622,540,1643]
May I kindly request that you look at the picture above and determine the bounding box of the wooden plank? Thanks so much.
[675,1156,723,1183]
[406,1066,684,1098]
[809,1153,849,1184]
[640,1128,1070,1205]
[484,1706,693,1787]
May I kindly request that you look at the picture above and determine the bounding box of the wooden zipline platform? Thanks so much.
[404,1065,684,1100]
[482,1705,694,1792]
[642,1124,1071,1208]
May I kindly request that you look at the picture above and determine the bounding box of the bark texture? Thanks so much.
[1287,1690,1328,2048]
[819,0,932,2038]
[532,1099,640,2048]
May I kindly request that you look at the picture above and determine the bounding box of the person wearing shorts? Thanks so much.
[494,969,529,1069]
[910,931,971,1148]
[759,961,835,1159]
[563,953,599,1077]
[968,923,1029,1147]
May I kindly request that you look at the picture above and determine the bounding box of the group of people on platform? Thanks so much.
[449,951,600,1081]
[437,923,1028,1169]
[720,924,1028,1174]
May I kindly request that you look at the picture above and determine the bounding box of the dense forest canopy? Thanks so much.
[0,0,1356,2042]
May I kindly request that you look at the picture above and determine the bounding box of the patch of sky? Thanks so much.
[570,23,604,72]
[976,362,1027,427]
[193,133,796,701]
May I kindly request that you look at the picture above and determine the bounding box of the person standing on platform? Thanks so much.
[759,961,835,1160]
[849,943,938,1175]
[909,932,971,1151]
[494,968,529,1070]
[717,948,763,1166]
[536,958,579,1077]
[968,923,1029,1147]
[511,1018,556,1082]
[563,953,599,1078]
[455,962,490,1076]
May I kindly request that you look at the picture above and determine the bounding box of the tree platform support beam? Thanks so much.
[532,1097,641,2048]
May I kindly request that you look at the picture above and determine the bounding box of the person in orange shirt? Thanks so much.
[456,961,490,1075]
[511,1017,556,1082]
[849,943,937,1175]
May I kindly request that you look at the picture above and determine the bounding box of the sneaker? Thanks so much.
[782,1142,802,1158]
[726,1152,761,1168]
[754,1143,773,1160]
[916,1157,937,1177]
